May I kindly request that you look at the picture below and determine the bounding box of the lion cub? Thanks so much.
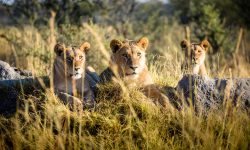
[53,42,99,110]
[100,37,169,107]
[180,39,210,76]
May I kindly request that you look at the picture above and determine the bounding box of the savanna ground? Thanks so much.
[0,0,250,149]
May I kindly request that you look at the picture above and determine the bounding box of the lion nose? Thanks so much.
[75,68,80,71]
[130,66,138,71]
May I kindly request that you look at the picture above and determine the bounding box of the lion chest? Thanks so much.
[54,77,89,95]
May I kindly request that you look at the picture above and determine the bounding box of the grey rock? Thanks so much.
[175,74,250,112]
[0,60,32,80]
[0,60,34,116]
[0,76,50,117]
[0,60,21,80]
[0,88,19,117]
[0,60,99,116]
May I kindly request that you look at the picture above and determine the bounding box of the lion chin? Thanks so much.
[70,73,82,79]
[125,72,137,76]
[125,72,139,80]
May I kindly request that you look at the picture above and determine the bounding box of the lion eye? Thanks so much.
[137,53,141,57]
[67,57,72,63]
[122,54,128,58]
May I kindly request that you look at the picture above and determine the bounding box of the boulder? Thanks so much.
[0,60,32,80]
[174,74,250,111]
[0,60,48,116]
[0,60,99,116]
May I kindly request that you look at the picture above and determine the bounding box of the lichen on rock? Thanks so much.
[175,74,250,112]
[0,60,32,80]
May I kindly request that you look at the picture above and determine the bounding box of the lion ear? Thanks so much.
[80,42,91,53]
[110,39,123,53]
[54,43,65,56]
[137,37,149,50]
[200,39,210,51]
[180,40,189,49]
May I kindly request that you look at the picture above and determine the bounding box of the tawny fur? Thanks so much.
[100,37,169,108]
[180,39,210,77]
[53,42,97,110]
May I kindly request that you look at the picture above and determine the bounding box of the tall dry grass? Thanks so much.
[0,22,249,149]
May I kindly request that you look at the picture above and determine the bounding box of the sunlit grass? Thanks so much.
[0,24,249,149]
[0,87,249,149]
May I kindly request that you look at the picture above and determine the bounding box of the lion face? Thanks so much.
[181,39,210,65]
[54,42,90,79]
[110,37,149,78]
[190,44,206,65]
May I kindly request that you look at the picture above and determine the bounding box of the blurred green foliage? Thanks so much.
[169,0,248,53]
[0,2,249,148]
[0,0,249,59]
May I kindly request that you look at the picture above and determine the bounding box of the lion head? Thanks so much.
[109,37,149,78]
[180,39,210,75]
[54,42,90,79]
[180,39,210,65]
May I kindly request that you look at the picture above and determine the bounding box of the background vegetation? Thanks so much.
[0,0,249,149]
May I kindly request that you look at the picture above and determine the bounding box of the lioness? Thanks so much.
[100,37,169,107]
[53,42,99,110]
[100,37,153,85]
[180,39,210,76]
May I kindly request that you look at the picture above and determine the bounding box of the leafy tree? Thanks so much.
[10,0,42,25]
[3,0,98,26]
[169,0,233,53]
[232,0,250,28]
[93,0,138,37]
[43,0,98,25]
[190,4,230,53]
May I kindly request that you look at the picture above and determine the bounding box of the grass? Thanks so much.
[0,23,249,149]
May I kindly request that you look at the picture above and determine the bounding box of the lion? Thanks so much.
[180,39,210,77]
[53,42,99,111]
[99,37,169,108]
[100,37,153,86]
